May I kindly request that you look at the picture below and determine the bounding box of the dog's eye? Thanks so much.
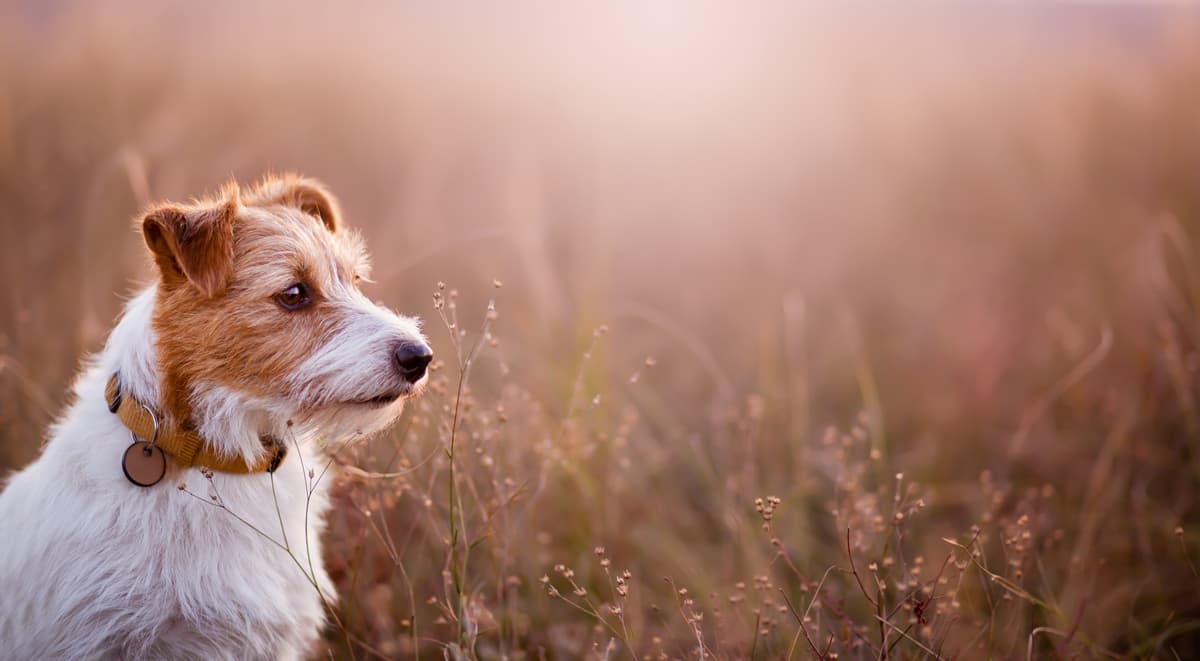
[275,283,311,311]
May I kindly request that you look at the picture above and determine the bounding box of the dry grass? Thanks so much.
[3,2,1200,658]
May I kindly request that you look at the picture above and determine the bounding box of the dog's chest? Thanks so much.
[0,444,337,660]
[106,459,336,658]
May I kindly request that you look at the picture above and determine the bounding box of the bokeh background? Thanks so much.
[3,2,1200,658]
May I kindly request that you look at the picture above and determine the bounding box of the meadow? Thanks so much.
[2,3,1200,658]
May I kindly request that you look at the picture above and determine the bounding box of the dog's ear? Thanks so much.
[262,177,341,233]
[141,198,236,298]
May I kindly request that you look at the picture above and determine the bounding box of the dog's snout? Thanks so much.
[394,341,433,383]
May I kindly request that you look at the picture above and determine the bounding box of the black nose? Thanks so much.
[394,341,433,383]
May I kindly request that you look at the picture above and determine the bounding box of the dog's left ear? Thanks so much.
[141,197,236,298]
[261,177,342,233]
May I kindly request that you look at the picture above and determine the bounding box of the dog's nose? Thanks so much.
[394,341,433,383]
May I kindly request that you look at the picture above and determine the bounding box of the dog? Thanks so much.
[0,174,431,660]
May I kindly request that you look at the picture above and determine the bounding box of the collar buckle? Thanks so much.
[107,374,123,413]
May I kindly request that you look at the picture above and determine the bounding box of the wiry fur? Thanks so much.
[0,175,428,659]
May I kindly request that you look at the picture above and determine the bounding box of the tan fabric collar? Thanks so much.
[105,374,286,475]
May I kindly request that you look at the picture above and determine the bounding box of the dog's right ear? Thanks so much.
[250,175,342,233]
[141,199,235,298]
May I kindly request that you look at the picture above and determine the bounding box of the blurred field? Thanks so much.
[3,1,1200,658]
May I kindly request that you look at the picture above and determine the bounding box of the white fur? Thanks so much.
[0,284,421,659]
[291,287,424,409]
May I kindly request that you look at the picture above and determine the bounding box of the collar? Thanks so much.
[105,373,287,477]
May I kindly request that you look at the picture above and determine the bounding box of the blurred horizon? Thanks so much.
[4,0,1198,449]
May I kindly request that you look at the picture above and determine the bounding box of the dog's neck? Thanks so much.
[101,285,296,465]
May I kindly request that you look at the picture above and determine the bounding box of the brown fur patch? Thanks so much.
[142,176,368,431]
[142,191,237,298]
[242,173,342,233]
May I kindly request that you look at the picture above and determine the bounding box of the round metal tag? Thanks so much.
[122,441,166,487]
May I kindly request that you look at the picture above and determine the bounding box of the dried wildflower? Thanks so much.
[754,495,782,523]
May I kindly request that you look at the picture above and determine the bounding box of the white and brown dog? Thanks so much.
[0,175,431,659]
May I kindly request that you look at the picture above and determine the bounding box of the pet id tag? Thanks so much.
[122,440,166,487]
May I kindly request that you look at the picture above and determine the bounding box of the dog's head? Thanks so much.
[140,174,430,447]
